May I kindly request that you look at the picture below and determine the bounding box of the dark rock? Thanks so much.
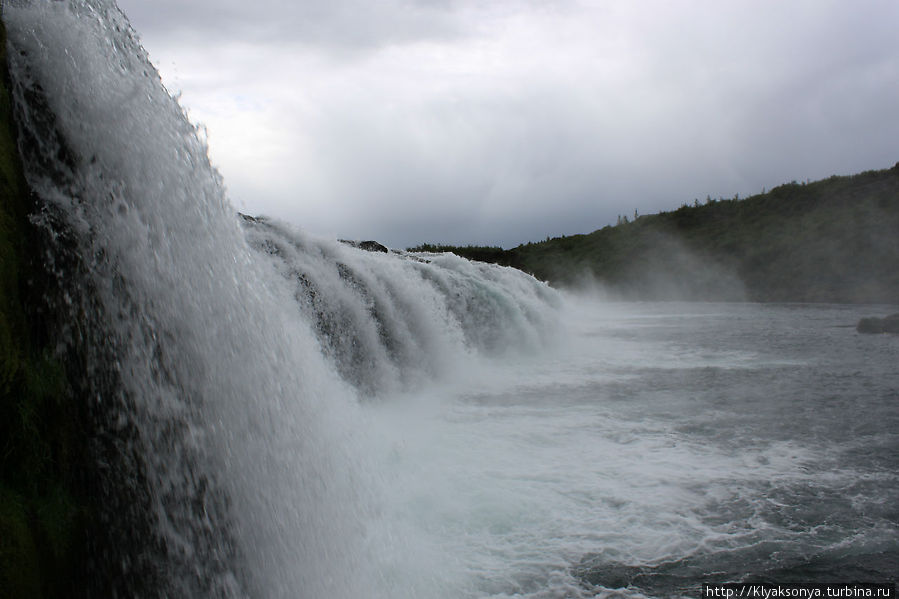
[856,313,899,334]
[339,239,389,253]
[1,19,92,596]
[857,318,882,334]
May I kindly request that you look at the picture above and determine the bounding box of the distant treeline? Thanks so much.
[409,164,899,303]
[407,243,508,264]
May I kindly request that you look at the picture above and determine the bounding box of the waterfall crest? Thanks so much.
[243,216,560,396]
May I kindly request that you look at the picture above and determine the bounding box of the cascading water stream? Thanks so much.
[3,1,562,596]
[242,216,559,396]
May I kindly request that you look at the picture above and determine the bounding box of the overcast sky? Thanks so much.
[115,0,899,249]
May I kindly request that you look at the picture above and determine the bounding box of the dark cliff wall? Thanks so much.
[0,18,88,598]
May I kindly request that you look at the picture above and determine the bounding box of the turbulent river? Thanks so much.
[4,1,897,597]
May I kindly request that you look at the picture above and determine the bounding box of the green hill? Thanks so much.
[410,165,899,303]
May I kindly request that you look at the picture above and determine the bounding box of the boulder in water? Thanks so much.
[856,313,899,334]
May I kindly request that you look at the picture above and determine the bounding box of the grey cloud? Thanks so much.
[116,0,899,249]
[118,0,467,52]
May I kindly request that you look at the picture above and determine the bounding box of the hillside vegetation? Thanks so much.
[411,165,899,303]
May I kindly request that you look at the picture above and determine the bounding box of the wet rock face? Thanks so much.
[340,239,389,253]
[856,313,899,334]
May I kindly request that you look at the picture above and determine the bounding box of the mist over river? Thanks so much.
[371,300,899,598]
[3,1,897,597]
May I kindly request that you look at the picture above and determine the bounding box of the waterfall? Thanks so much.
[3,1,561,596]
[242,216,559,396]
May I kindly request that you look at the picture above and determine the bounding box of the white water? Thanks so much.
[6,2,898,598]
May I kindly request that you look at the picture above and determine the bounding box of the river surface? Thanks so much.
[363,301,899,598]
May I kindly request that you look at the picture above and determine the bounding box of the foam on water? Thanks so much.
[359,300,897,598]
